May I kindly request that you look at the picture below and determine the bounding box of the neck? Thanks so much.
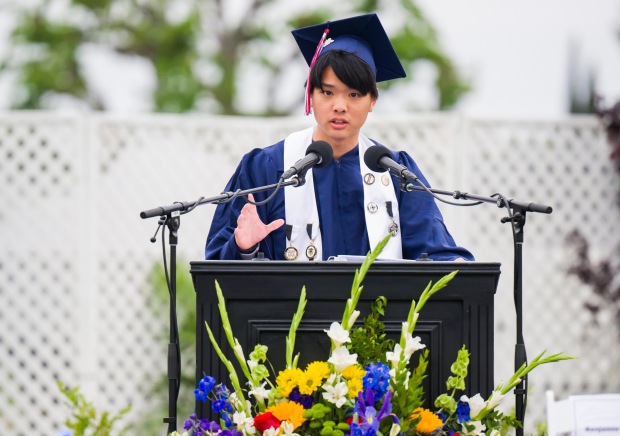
[331,142,358,159]
[313,133,359,160]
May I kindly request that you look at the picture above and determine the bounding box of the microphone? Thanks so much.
[281,141,333,180]
[364,145,418,182]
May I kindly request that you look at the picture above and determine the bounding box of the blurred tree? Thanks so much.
[567,41,597,114]
[0,0,470,114]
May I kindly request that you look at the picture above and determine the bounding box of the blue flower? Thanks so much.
[212,397,231,413]
[456,401,471,423]
[221,412,233,428]
[362,362,391,401]
[194,375,217,402]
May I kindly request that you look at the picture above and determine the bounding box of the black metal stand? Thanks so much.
[396,177,550,434]
[140,177,304,433]
[161,213,180,434]
[502,209,527,436]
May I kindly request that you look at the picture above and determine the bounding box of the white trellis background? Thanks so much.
[0,111,618,435]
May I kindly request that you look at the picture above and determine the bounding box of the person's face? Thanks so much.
[311,66,376,157]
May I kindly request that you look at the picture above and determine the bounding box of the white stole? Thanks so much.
[283,127,402,261]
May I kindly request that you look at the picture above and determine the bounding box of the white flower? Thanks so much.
[322,380,349,408]
[389,423,401,436]
[485,390,504,410]
[247,359,257,371]
[386,344,403,367]
[280,421,300,436]
[461,394,486,419]
[234,338,246,360]
[328,346,358,371]
[404,335,425,359]
[347,310,361,327]
[263,427,279,436]
[461,420,486,436]
[232,411,255,434]
[248,381,270,403]
[324,322,351,347]
[324,373,338,385]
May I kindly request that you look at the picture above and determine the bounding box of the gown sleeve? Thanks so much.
[205,145,285,260]
[396,151,475,261]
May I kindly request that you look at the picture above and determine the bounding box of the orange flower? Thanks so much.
[267,400,307,430]
[411,407,443,434]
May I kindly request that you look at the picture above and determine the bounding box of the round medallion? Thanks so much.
[381,174,390,186]
[363,173,375,185]
[367,202,378,213]
[284,246,299,261]
[305,243,317,260]
[389,222,399,236]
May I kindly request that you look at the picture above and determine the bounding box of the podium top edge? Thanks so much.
[189,260,501,275]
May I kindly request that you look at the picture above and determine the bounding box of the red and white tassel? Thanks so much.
[305,28,330,115]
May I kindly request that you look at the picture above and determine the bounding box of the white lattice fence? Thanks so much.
[0,112,618,435]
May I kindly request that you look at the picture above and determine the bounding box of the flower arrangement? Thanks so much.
[172,235,573,436]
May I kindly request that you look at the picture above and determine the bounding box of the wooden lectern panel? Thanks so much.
[190,261,500,416]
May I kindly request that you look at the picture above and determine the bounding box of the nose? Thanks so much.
[332,95,347,113]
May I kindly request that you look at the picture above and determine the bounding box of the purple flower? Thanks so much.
[200,419,221,432]
[352,388,398,435]
[289,386,315,409]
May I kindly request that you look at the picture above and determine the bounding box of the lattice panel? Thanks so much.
[0,112,618,435]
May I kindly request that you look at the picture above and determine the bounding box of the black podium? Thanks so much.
[190,261,500,415]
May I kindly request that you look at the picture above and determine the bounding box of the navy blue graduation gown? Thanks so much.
[205,139,474,261]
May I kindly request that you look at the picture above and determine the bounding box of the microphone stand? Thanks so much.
[140,176,305,433]
[398,179,551,436]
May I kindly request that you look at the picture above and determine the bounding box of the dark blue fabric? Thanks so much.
[205,140,474,261]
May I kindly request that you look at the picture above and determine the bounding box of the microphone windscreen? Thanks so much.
[364,145,391,172]
[306,141,334,168]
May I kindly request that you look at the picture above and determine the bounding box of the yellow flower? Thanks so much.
[306,361,331,379]
[411,408,443,434]
[342,364,365,399]
[298,361,331,395]
[268,400,307,430]
[276,368,303,397]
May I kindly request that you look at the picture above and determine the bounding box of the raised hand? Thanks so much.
[234,194,285,250]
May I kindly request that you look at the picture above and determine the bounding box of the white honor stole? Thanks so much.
[283,127,402,261]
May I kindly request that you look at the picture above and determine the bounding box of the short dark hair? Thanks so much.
[309,50,379,100]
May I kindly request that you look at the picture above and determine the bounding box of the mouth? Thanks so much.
[329,118,348,128]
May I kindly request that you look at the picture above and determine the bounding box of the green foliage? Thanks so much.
[446,346,470,392]
[391,348,429,433]
[348,296,395,365]
[58,381,131,435]
[302,403,349,436]
[1,0,470,114]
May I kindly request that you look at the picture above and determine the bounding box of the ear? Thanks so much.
[369,97,377,112]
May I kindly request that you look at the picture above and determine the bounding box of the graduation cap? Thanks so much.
[291,13,406,114]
